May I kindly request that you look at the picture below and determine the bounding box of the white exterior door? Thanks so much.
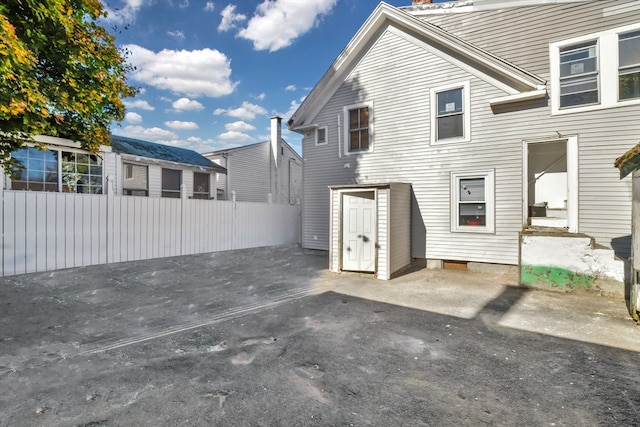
[342,192,376,272]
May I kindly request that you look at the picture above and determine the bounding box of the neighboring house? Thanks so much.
[5,135,226,199]
[5,135,114,194]
[204,117,303,204]
[110,135,226,199]
[288,0,640,281]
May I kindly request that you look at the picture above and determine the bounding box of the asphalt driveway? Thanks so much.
[1,245,640,426]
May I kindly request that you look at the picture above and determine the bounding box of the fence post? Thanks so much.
[106,175,115,265]
[180,183,187,255]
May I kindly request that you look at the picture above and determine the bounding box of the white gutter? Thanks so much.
[489,89,547,107]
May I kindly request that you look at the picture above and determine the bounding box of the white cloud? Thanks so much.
[117,125,179,141]
[124,44,238,98]
[255,92,266,100]
[167,30,185,41]
[218,4,247,32]
[204,2,215,12]
[179,0,189,8]
[172,97,205,112]
[275,98,303,122]
[285,84,297,91]
[225,121,256,132]
[218,130,255,143]
[165,120,199,130]
[125,112,143,124]
[213,101,267,120]
[124,99,155,111]
[103,0,148,26]
[238,0,337,52]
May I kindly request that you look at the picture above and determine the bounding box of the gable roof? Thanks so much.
[614,143,640,179]
[110,135,226,173]
[288,1,546,130]
[204,138,302,161]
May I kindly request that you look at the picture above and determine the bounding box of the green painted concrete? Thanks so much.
[520,265,595,289]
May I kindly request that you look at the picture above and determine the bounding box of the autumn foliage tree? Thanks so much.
[0,0,137,170]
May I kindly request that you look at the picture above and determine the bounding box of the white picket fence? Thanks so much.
[1,186,301,277]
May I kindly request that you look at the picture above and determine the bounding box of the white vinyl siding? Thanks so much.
[226,143,271,202]
[301,3,640,263]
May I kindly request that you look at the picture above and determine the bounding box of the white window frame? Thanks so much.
[315,126,328,146]
[619,29,640,101]
[550,22,640,115]
[430,81,471,145]
[450,169,495,233]
[343,102,373,155]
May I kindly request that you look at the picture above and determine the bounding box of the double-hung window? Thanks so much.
[430,81,470,144]
[193,172,210,199]
[550,23,640,113]
[451,170,495,233]
[559,40,599,108]
[343,103,372,154]
[619,30,640,100]
[161,168,181,198]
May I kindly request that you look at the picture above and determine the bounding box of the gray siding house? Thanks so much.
[204,117,302,205]
[288,0,640,281]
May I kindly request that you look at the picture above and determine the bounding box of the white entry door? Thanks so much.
[342,192,376,272]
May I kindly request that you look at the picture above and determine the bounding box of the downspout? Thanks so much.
[337,114,342,159]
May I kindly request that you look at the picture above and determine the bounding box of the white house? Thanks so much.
[5,135,226,199]
[110,135,226,199]
[204,117,303,204]
[288,0,640,283]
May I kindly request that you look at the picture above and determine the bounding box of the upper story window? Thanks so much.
[550,23,640,114]
[193,172,210,199]
[619,30,640,100]
[123,163,148,196]
[559,40,599,107]
[10,147,102,194]
[343,103,372,154]
[430,81,471,144]
[315,126,328,145]
[161,168,181,198]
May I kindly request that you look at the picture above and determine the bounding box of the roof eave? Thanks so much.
[288,2,545,129]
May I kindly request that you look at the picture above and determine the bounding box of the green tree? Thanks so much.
[0,0,137,171]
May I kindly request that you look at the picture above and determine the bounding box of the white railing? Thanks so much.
[0,186,300,276]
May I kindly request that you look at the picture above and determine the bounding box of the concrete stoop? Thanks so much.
[520,228,626,293]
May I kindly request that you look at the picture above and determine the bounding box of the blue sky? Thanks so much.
[101,0,415,155]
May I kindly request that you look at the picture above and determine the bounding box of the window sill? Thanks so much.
[552,97,640,115]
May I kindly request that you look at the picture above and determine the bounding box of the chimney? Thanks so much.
[412,0,432,3]
[271,116,282,168]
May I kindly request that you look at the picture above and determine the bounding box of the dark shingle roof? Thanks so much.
[110,135,226,173]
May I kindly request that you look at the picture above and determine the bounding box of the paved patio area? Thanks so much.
[1,245,639,426]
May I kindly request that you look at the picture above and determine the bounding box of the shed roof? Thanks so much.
[110,135,226,173]
[614,143,640,179]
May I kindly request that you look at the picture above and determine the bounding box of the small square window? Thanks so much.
[451,170,494,233]
[315,127,328,145]
[123,163,148,196]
